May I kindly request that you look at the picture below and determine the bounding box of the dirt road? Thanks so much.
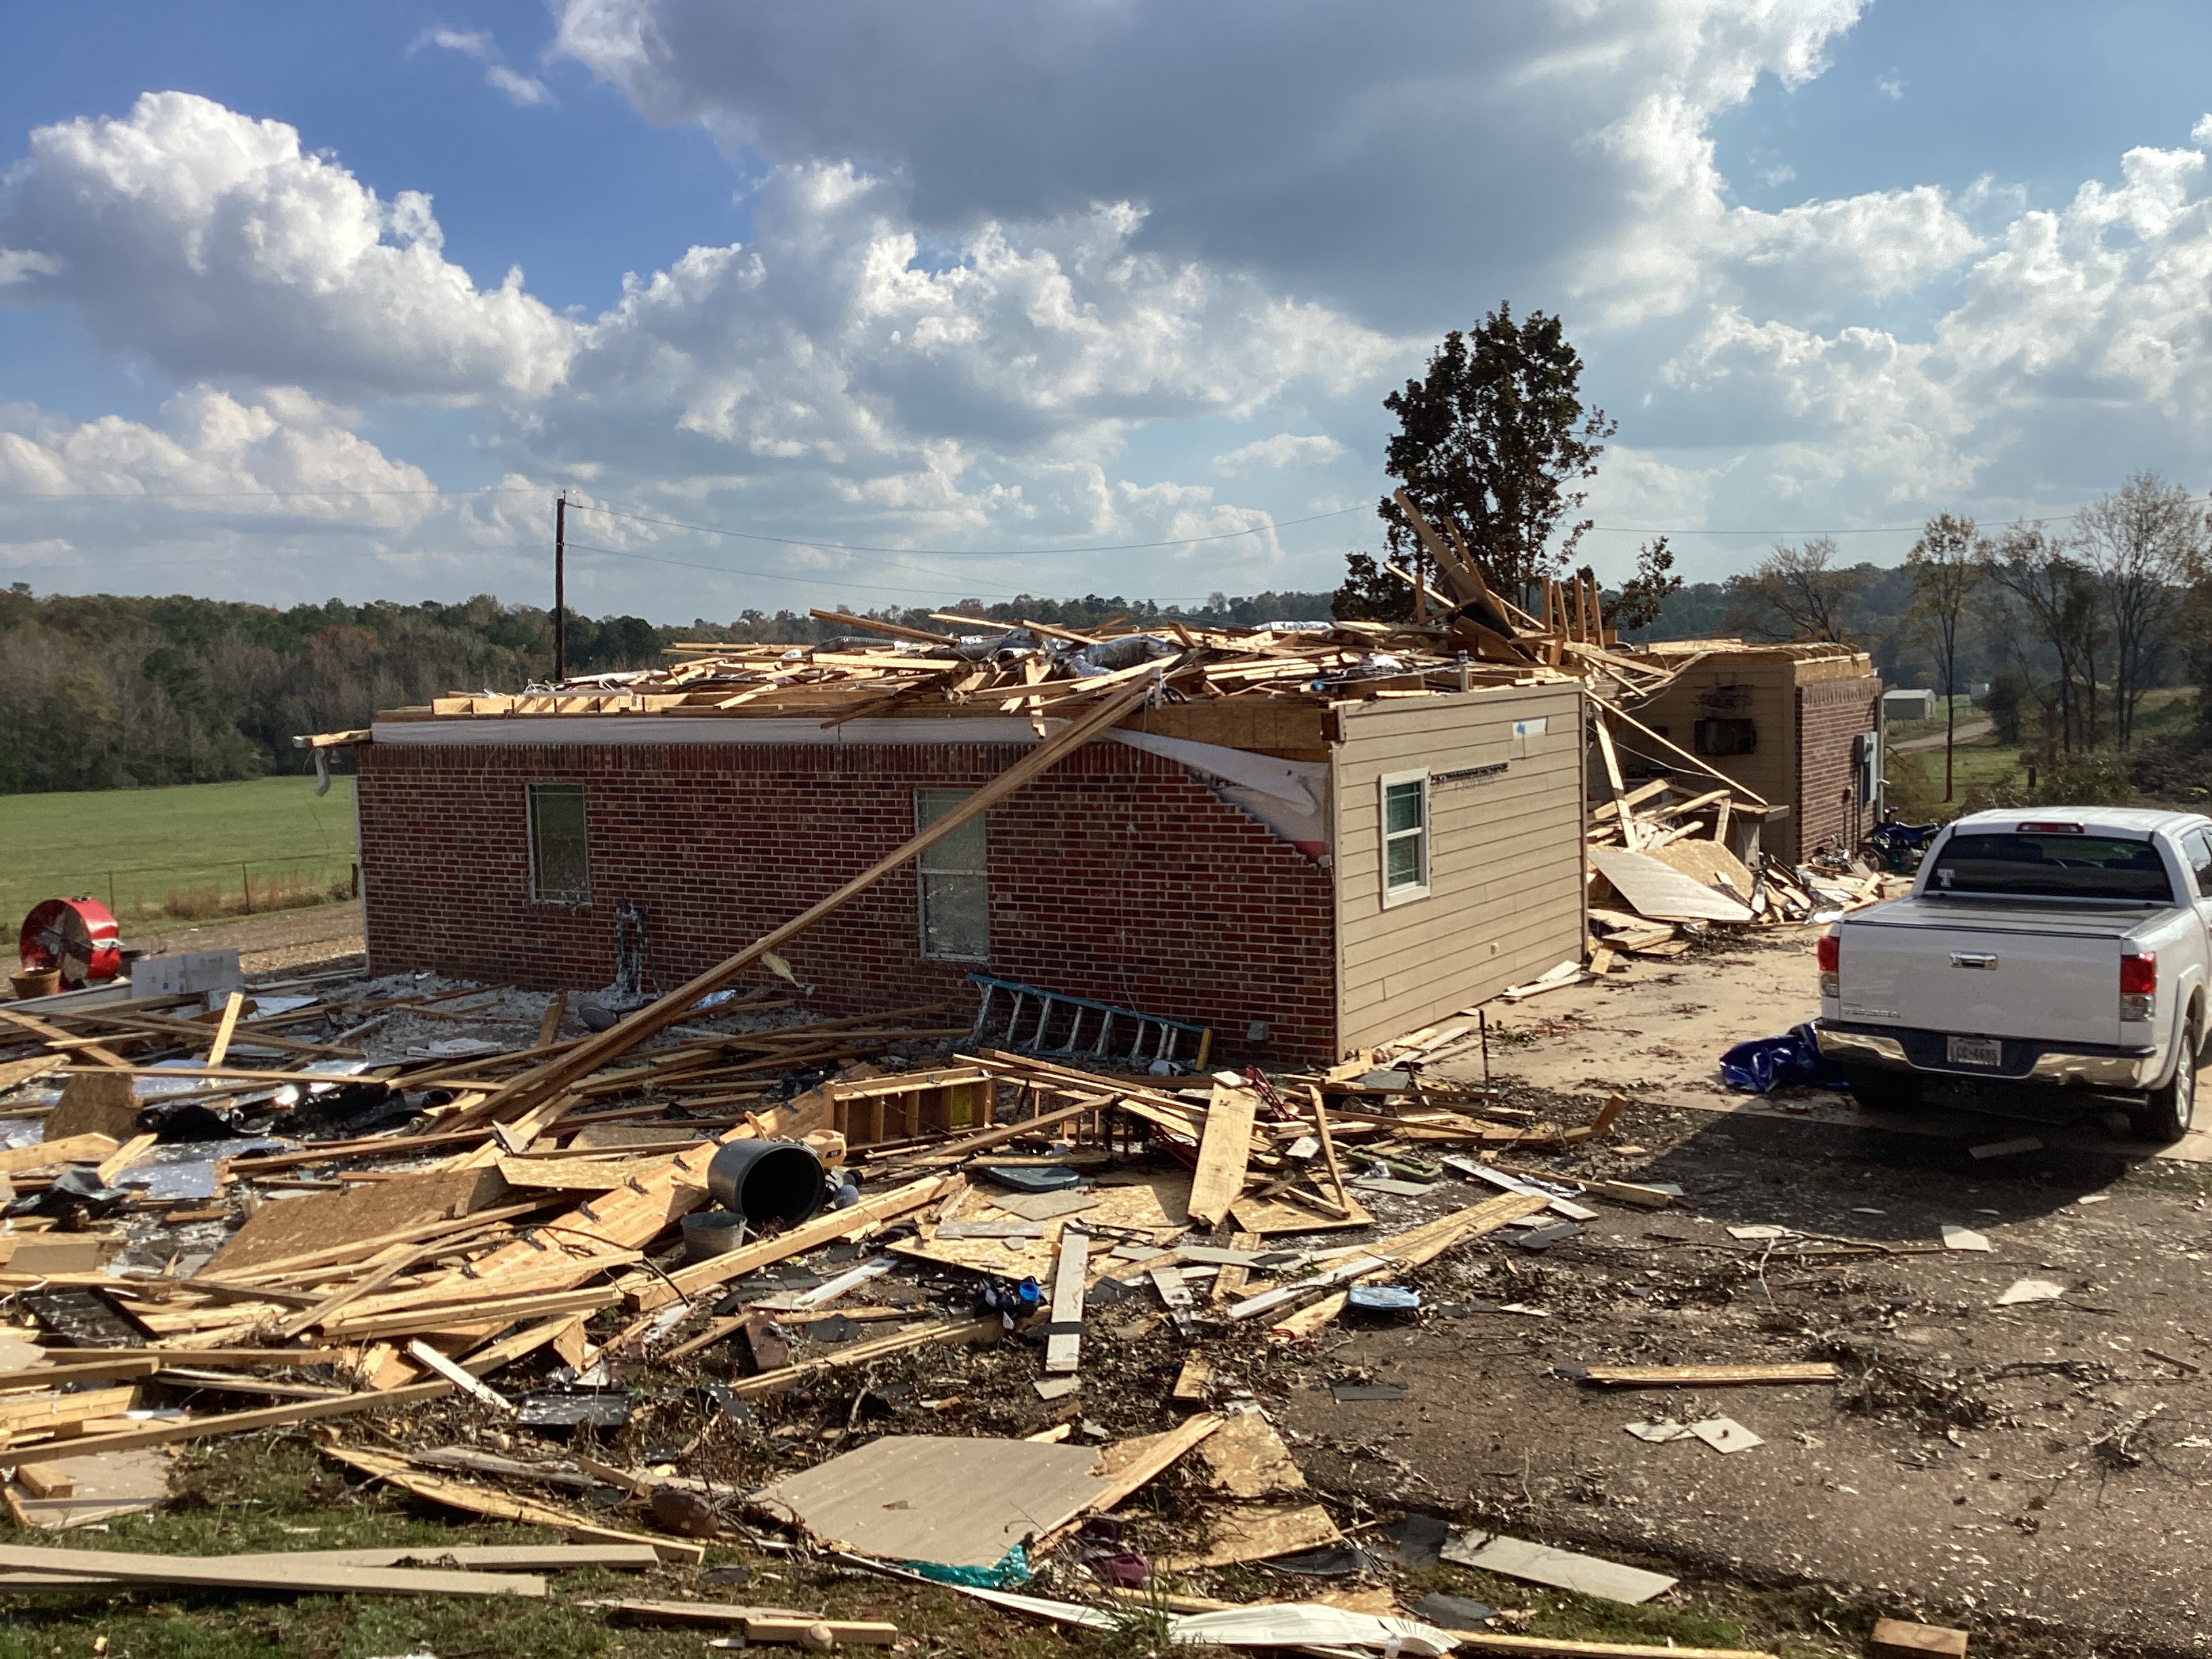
[132,899,364,978]
[1268,933,2212,1654]
[1891,718,1995,753]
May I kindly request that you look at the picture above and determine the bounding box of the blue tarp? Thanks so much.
[1720,1022,1851,1094]
[903,1544,1031,1589]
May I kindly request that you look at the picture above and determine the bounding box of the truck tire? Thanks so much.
[1841,1066,1922,1112]
[2136,1014,2203,1143]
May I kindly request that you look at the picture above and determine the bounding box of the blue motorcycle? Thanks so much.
[1861,817,1940,874]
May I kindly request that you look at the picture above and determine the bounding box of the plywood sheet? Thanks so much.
[1229,1190,1372,1236]
[1196,1414,1307,1499]
[756,1436,1107,1569]
[209,1167,511,1273]
[893,1172,1187,1282]
[1186,1084,1258,1230]
[1586,846,1754,923]
[8,1450,170,1529]
[1644,839,1755,897]
[1156,1502,1341,1570]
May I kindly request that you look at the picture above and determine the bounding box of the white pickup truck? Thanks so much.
[1816,808,2212,1140]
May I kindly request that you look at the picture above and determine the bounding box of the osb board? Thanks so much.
[1586,845,1754,923]
[893,1172,1189,1283]
[1643,839,1755,897]
[1229,1189,1372,1236]
[8,1450,171,1529]
[756,1436,1107,1569]
[1156,1502,1342,1570]
[209,1167,511,1272]
[1196,1414,1307,1500]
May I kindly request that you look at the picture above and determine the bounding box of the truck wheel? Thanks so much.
[2135,1015,2203,1143]
[1842,1066,1922,1112]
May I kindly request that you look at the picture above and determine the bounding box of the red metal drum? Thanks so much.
[17,897,123,987]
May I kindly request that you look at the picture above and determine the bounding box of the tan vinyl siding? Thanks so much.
[1332,683,1586,1053]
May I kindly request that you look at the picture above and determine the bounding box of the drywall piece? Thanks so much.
[1195,1413,1307,1499]
[989,1190,1101,1223]
[129,952,242,1001]
[756,1435,1109,1569]
[1157,1502,1343,1570]
[1687,1418,1763,1454]
[1441,1530,1678,1604]
[1586,846,1754,924]
[209,1167,512,1273]
[1995,1278,2066,1307]
[6,1451,171,1529]
[1940,1225,1993,1252]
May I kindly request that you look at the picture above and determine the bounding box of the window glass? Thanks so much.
[527,784,590,904]
[1382,777,1427,897]
[1927,832,2173,902]
[1694,718,1757,756]
[2188,830,2212,899]
[918,788,989,960]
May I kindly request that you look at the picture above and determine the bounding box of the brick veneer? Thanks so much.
[1795,675,1882,861]
[358,737,1340,1063]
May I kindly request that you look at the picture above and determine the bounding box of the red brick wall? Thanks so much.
[356,738,1340,1064]
[1794,676,1881,861]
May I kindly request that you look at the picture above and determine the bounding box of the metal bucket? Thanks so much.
[680,1209,750,1262]
[705,1139,826,1231]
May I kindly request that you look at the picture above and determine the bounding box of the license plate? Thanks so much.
[1946,1036,2003,1068]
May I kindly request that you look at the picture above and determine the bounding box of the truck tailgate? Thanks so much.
[1838,903,2131,1046]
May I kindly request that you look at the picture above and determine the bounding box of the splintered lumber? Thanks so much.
[1229,1190,1547,1324]
[1036,1412,1224,1549]
[626,1172,960,1312]
[729,1316,998,1398]
[600,1599,899,1644]
[323,1445,706,1563]
[1043,1223,1089,1375]
[0,1357,161,1391]
[1186,1082,1257,1229]
[4,1382,453,1460]
[0,1135,119,1175]
[1452,1638,1777,1659]
[473,673,1174,1123]
[321,1286,621,1343]
[1578,1364,1842,1388]
[0,1542,544,1599]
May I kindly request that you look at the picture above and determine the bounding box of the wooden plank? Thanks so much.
[203,993,246,1067]
[0,1542,543,1599]
[319,1446,703,1563]
[1579,1364,1841,1387]
[1305,1086,1351,1218]
[0,1135,119,1175]
[1185,1083,1256,1231]
[727,1317,998,1399]
[627,1173,960,1313]
[0,1358,160,1392]
[469,673,1179,1123]
[12,1463,70,1499]
[536,991,567,1051]
[0,1387,141,1439]
[322,1286,620,1343]
[596,1598,899,1644]
[1042,1223,1088,1376]
[3,1382,452,1460]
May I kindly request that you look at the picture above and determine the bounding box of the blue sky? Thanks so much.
[4,2,2212,621]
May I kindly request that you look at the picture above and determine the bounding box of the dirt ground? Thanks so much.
[134,897,365,979]
[1264,933,2212,1655]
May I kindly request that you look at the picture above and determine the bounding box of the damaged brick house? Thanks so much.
[346,630,1589,1067]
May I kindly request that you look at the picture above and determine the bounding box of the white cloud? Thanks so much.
[1877,73,1906,101]
[1213,433,1345,475]
[0,92,574,399]
[0,248,59,286]
[415,27,554,107]
[0,386,440,527]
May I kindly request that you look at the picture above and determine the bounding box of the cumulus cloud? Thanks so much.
[0,92,574,399]
[414,26,554,107]
[0,386,441,527]
[1213,433,1345,474]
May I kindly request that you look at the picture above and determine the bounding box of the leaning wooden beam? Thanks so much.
[467,670,1179,1123]
[0,1542,541,1599]
[1185,1081,1257,1230]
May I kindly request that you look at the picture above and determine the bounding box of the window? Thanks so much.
[1926,832,2173,903]
[2186,830,2212,899]
[1380,771,1429,906]
[1694,718,1757,756]
[917,788,989,960]
[527,784,590,904]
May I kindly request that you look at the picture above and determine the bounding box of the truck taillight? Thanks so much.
[1818,929,1839,998]
[2121,950,2156,1021]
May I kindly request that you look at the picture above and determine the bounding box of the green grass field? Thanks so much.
[0,775,357,928]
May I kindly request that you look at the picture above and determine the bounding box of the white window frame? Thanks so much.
[526,782,590,905]
[1379,769,1431,908]
[916,787,990,962]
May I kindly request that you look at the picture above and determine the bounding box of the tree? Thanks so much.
[1604,537,1682,633]
[2076,473,2204,750]
[1369,304,1615,608]
[1904,514,1984,800]
[1723,537,1864,640]
[1330,552,1416,623]
[1980,523,2104,752]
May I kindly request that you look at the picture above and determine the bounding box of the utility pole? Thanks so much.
[553,491,567,684]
